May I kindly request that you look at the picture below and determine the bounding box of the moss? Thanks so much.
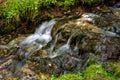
[51,73,83,80]
[12,78,20,80]
[80,0,101,5]
[105,61,120,79]
[37,74,48,80]
[83,64,112,80]
[47,13,54,19]
[36,73,50,80]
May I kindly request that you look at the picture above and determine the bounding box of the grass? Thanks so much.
[0,0,103,34]
[50,62,120,80]
[51,73,83,80]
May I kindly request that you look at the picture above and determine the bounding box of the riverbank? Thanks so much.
[0,0,118,35]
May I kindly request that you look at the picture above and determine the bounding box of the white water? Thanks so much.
[81,12,120,37]
[49,32,75,58]
[72,40,80,55]
[11,19,58,73]
[18,19,57,58]
[81,13,99,23]
[48,32,61,55]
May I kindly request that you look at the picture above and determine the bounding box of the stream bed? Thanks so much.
[0,2,120,80]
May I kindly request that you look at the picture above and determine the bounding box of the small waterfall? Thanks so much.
[81,12,120,37]
[49,32,75,58]
[48,32,62,58]
[48,32,61,54]
[35,19,56,34]
[11,19,58,73]
[81,13,99,23]
[72,39,80,56]
[20,19,56,48]
[19,19,58,58]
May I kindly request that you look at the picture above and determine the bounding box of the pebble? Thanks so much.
[0,75,3,78]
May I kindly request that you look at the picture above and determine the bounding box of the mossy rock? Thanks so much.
[51,73,83,80]
[83,64,112,80]
[105,61,120,79]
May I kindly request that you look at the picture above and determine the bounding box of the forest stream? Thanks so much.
[0,1,120,80]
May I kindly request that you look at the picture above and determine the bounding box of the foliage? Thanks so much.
[0,0,41,34]
[0,0,108,34]
[47,13,54,19]
[0,0,102,20]
[81,0,100,5]
[105,61,120,79]
[0,0,100,19]
[1,0,20,19]
[83,64,112,80]
[36,73,50,80]
[1,0,40,19]
[50,61,120,80]
[0,0,103,20]
[57,0,76,7]
[42,0,56,7]
[41,0,77,10]
[51,73,83,80]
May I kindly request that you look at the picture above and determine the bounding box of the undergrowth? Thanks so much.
[0,0,101,20]
[50,63,120,80]
[0,0,105,34]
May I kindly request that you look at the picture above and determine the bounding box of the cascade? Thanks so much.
[10,19,59,73]
[0,2,120,77]
[49,32,76,58]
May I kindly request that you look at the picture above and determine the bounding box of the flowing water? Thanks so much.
[10,19,59,73]
[17,19,56,58]
[49,32,76,58]
[0,2,120,79]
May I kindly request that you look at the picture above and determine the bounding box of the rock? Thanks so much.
[0,75,3,79]
[0,3,120,77]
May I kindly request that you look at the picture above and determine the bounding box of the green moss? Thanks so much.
[37,74,48,80]
[81,0,100,5]
[51,73,83,80]
[47,13,54,19]
[83,64,112,80]
[105,61,120,79]
[12,78,20,80]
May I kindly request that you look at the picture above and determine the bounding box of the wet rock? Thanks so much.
[0,3,120,78]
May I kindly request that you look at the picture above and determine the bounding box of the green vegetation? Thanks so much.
[83,64,111,80]
[1,0,40,19]
[0,0,119,80]
[0,0,99,19]
[0,0,41,34]
[2,62,120,80]
[51,73,83,80]
[50,63,120,80]
[105,61,120,79]
[81,0,100,5]
[36,73,50,80]
[0,0,108,34]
